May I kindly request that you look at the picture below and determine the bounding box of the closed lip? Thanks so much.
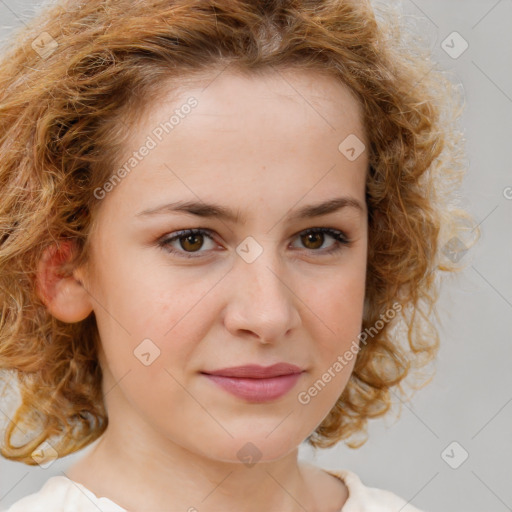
[201,363,304,378]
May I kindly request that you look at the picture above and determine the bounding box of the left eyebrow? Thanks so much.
[135,196,365,224]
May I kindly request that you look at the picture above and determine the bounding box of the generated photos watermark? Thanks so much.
[94,96,198,200]
[297,302,402,405]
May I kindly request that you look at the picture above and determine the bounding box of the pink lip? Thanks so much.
[201,363,304,402]
[203,363,303,378]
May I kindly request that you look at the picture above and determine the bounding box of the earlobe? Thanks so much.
[36,241,94,323]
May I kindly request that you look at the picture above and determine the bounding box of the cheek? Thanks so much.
[296,270,365,414]
[98,274,219,387]
[310,265,366,342]
[97,243,210,334]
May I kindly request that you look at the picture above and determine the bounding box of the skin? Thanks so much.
[37,67,369,512]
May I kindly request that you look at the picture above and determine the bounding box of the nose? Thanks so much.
[222,243,301,344]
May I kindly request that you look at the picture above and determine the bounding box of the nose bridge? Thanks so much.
[237,235,288,304]
[225,236,300,340]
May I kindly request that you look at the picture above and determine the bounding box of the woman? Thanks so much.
[0,0,475,510]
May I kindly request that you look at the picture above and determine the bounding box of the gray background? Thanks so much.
[0,1,511,511]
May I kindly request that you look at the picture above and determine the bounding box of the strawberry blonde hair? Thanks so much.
[0,0,476,463]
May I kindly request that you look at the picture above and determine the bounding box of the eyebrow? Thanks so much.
[135,196,365,224]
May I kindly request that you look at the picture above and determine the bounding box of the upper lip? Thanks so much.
[202,363,304,378]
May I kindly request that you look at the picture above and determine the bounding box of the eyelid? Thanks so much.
[157,226,352,260]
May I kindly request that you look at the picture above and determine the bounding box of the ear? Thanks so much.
[36,240,94,323]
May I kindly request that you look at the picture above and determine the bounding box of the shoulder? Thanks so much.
[4,476,126,512]
[324,468,426,512]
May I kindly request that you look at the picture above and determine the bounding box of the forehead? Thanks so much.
[129,66,366,150]
[97,67,368,224]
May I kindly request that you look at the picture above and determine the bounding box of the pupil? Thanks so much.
[183,234,202,251]
[304,232,323,249]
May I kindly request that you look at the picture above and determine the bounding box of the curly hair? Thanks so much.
[0,0,477,464]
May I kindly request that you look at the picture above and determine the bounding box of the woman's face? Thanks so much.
[80,68,368,463]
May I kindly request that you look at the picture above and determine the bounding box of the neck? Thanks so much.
[67,427,331,512]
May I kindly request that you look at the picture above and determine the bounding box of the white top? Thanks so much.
[3,469,424,511]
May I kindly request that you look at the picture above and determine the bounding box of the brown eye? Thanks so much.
[291,228,350,254]
[179,233,205,252]
[158,228,217,258]
[300,231,325,250]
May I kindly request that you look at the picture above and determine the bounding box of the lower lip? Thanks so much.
[202,373,303,402]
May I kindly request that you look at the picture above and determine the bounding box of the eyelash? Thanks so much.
[157,227,351,260]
